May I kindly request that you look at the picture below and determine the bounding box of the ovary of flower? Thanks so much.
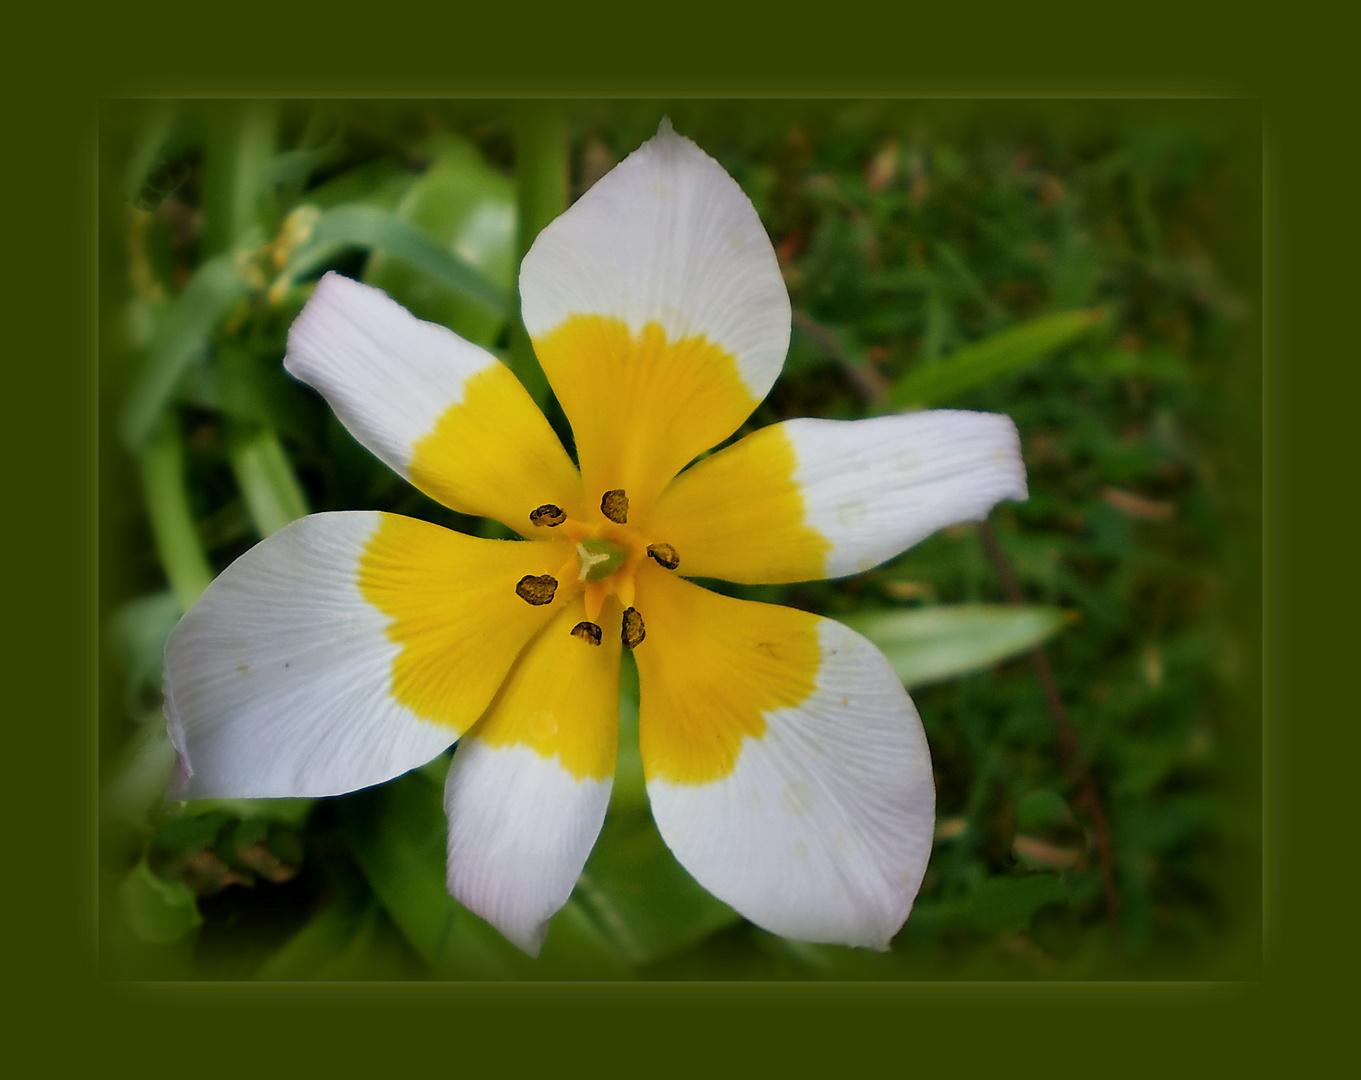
[163,119,1028,956]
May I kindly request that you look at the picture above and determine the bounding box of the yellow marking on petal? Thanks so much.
[358,514,572,732]
[554,551,580,585]
[648,422,831,583]
[472,601,621,780]
[408,361,584,535]
[533,315,756,519]
[632,570,820,785]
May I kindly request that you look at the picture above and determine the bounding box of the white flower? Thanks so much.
[165,120,1027,955]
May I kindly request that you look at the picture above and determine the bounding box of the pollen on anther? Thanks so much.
[621,607,646,649]
[571,621,603,646]
[646,542,679,570]
[515,574,558,605]
[529,504,566,527]
[601,489,629,524]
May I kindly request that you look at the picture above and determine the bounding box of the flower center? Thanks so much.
[523,492,682,649]
[576,536,628,583]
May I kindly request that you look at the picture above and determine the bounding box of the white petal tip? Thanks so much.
[447,882,550,958]
[444,743,613,962]
[640,115,701,162]
[507,923,549,958]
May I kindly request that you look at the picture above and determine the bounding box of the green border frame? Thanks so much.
[15,1,1338,1063]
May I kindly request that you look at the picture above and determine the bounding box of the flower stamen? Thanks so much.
[646,542,679,570]
[621,607,646,649]
[529,504,566,527]
[570,621,603,646]
[514,574,558,605]
[600,489,629,524]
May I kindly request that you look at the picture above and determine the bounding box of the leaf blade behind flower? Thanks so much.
[887,307,1105,409]
[121,254,251,450]
[339,770,632,979]
[843,603,1067,688]
[281,203,509,318]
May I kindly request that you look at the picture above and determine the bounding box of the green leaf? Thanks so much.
[503,102,567,404]
[201,102,279,255]
[178,797,314,825]
[843,604,1067,687]
[339,771,632,979]
[965,873,1067,935]
[280,203,508,318]
[574,810,741,967]
[365,133,517,348]
[122,102,182,209]
[121,255,251,449]
[338,773,537,979]
[108,590,182,720]
[103,723,176,825]
[887,308,1105,409]
[256,893,423,981]
[226,424,309,538]
[1016,789,1074,832]
[300,156,417,211]
[609,656,646,813]
[137,419,214,611]
[536,897,633,979]
[118,859,202,945]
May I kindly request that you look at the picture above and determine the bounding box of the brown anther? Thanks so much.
[515,574,558,606]
[621,607,646,649]
[570,621,603,646]
[529,504,566,527]
[600,489,629,524]
[646,542,679,570]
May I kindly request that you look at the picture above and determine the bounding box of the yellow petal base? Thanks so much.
[358,513,572,733]
[632,569,820,784]
[534,314,756,520]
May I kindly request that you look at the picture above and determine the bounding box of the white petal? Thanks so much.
[163,512,455,799]
[791,410,1028,577]
[443,599,621,956]
[649,409,1027,583]
[646,618,935,950]
[519,118,791,404]
[445,741,611,956]
[284,273,582,530]
[284,273,499,480]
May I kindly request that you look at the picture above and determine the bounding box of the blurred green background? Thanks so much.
[98,98,1261,981]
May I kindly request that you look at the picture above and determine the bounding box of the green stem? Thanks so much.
[138,418,213,612]
[506,101,568,406]
[226,422,309,538]
[203,101,279,256]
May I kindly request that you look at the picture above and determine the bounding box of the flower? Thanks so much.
[164,120,1027,955]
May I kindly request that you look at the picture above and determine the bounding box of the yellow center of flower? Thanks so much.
[576,536,627,583]
[526,490,679,647]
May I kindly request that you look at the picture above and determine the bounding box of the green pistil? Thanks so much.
[577,537,628,583]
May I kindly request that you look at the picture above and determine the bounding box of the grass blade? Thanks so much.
[888,308,1105,409]
[843,603,1067,688]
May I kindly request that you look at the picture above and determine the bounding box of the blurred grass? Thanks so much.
[98,99,1260,981]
